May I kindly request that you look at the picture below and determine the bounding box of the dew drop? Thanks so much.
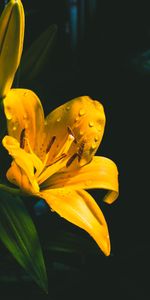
[5,107,12,120]
[89,121,94,127]
[97,124,102,131]
[79,109,85,116]
[57,117,61,122]
[23,114,27,120]
[75,116,79,122]
[44,120,48,126]
[12,125,17,131]
[66,106,70,111]
[94,136,99,142]
[79,130,84,136]
[91,143,96,150]
[6,113,12,120]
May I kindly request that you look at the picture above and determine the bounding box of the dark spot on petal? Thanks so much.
[46,136,56,153]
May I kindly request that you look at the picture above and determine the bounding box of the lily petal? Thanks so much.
[6,161,35,194]
[2,135,39,193]
[3,89,45,157]
[42,96,106,166]
[42,156,119,204]
[41,188,110,256]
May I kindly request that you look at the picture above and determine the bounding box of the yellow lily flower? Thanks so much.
[2,89,119,256]
[0,0,24,99]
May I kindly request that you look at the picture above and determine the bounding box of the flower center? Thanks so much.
[19,126,86,191]
[37,132,76,185]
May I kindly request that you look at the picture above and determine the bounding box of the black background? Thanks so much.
[0,0,150,299]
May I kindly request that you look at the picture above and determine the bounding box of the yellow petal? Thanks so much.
[42,156,119,204]
[41,188,110,256]
[0,0,25,98]
[42,96,105,166]
[3,89,45,157]
[2,135,39,193]
[37,134,75,185]
[6,161,35,194]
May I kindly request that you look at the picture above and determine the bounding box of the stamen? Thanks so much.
[66,142,85,167]
[38,154,68,185]
[25,138,44,178]
[78,142,85,162]
[55,133,74,158]
[46,136,56,153]
[46,153,67,167]
[67,126,74,136]
[20,128,26,149]
[66,153,78,168]
[67,127,77,144]
[38,132,75,184]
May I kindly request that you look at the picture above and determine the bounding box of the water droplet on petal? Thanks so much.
[97,124,102,131]
[94,136,99,142]
[23,114,27,120]
[75,116,79,122]
[57,117,61,122]
[6,113,12,120]
[66,106,70,111]
[89,121,94,127]
[79,130,84,136]
[79,109,85,116]
[12,126,17,131]
[5,106,12,120]
[44,120,48,126]
[91,143,96,150]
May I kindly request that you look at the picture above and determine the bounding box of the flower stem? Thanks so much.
[0,184,21,195]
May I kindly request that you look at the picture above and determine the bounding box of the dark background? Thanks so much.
[0,0,150,299]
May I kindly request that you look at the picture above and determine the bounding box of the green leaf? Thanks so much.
[19,24,57,84]
[0,191,48,293]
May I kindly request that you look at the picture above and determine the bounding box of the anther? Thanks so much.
[66,153,78,168]
[78,142,85,162]
[20,128,26,149]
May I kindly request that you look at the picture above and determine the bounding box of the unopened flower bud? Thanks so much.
[0,0,25,99]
